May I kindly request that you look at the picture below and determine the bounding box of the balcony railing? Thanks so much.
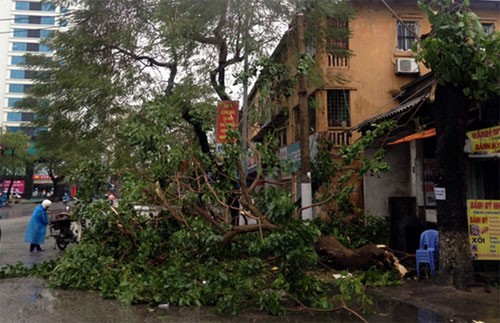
[319,127,351,147]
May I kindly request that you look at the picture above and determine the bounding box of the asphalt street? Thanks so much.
[0,201,499,323]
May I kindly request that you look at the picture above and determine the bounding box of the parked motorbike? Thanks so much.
[49,208,83,250]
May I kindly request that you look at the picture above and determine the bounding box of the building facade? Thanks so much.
[248,0,499,224]
[0,0,67,134]
[0,0,68,197]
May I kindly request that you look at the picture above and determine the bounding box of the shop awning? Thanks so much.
[388,128,436,145]
[353,92,430,132]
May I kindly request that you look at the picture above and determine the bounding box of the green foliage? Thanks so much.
[339,121,395,176]
[317,214,389,249]
[0,199,325,314]
[68,160,110,203]
[361,267,401,287]
[0,131,35,183]
[333,272,373,309]
[416,0,500,102]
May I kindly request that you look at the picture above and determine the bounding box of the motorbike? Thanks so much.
[49,207,84,250]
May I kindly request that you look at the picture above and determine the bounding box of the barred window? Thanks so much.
[327,90,350,127]
[327,18,349,67]
[482,23,495,35]
[397,21,419,51]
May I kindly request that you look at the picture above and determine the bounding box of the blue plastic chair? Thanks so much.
[416,229,439,277]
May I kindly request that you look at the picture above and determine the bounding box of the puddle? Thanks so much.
[0,279,450,323]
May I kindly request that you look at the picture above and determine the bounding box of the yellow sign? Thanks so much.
[467,199,500,260]
[466,126,500,154]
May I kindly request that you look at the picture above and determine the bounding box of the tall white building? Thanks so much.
[0,0,66,134]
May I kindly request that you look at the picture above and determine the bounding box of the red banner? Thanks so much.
[216,101,239,144]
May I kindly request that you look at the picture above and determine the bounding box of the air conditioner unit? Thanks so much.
[396,58,419,74]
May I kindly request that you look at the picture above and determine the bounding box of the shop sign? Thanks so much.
[1,180,25,193]
[33,174,52,184]
[216,101,239,145]
[467,199,500,260]
[466,125,500,154]
[278,134,318,174]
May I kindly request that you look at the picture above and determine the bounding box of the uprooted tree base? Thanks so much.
[314,236,408,276]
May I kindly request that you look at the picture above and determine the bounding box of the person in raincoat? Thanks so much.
[25,199,52,252]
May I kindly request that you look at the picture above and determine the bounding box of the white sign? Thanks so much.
[434,187,446,200]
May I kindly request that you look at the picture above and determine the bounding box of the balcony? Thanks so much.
[319,127,351,147]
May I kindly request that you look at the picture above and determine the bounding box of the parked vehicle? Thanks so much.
[48,207,84,250]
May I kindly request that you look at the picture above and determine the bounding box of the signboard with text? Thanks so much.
[466,126,500,154]
[216,101,239,145]
[467,199,500,260]
[1,180,25,193]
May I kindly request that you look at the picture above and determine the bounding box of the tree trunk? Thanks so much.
[433,84,473,289]
[315,236,407,275]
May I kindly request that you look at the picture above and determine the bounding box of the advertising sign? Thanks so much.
[2,180,25,193]
[423,159,437,206]
[466,125,500,154]
[216,101,239,144]
[467,199,500,260]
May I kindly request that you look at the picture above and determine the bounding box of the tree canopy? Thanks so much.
[415,0,499,289]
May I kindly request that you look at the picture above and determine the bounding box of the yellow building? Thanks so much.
[248,0,499,216]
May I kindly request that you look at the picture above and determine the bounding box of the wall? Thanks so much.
[363,142,412,217]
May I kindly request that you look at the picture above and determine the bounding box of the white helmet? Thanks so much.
[41,199,52,209]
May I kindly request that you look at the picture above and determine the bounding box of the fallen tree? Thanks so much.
[315,236,408,277]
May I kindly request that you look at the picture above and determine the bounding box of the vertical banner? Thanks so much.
[216,101,239,150]
[467,200,500,260]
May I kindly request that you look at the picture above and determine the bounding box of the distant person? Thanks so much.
[25,199,52,252]
[108,191,116,206]
[62,192,70,206]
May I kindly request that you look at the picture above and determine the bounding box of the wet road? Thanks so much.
[1,202,498,322]
[0,204,371,322]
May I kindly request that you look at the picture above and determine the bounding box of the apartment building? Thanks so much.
[248,0,498,223]
[0,0,67,134]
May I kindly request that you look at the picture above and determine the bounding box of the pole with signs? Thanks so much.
[297,12,313,220]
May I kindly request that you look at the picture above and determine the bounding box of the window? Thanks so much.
[15,1,55,11]
[26,43,39,51]
[40,30,53,38]
[13,28,50,38]
[15,2,30,10]
[8,98,23,107]
[9,84,32,93]
[275,128,287,147]
[327,90,350,127]
[12,42,27,51]
[13,29,28,37]
[14,15,55,25]
[6,126,21,133]
[41,16,55,25]
[10,70,34,79]
[482,23,495,35]
[7,112,22,122]
[7,112,35,122]
[327,18,349,67]
[41,3,55,11]
[6,126,36,136]
[14,15,28,23]
[12,42,48,52]
[9,84,24,93]
[397,21,419,51]
[10,70,25,79]
[11,56,26,65]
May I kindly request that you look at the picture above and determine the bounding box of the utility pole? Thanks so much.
[297,12,313,220]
